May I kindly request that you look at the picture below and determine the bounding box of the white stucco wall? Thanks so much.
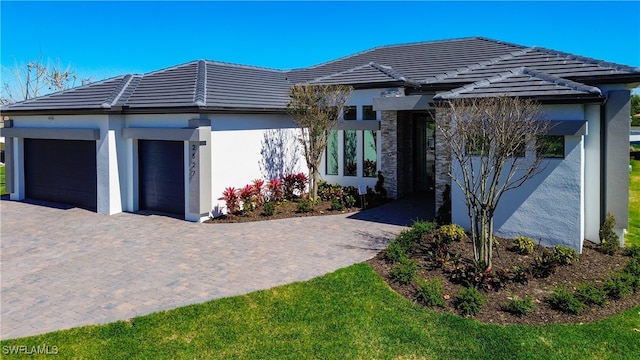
[451,104,588,252]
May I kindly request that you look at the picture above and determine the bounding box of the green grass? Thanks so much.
[1,264,639,359]
[627,160,640,247]
[0,165,6,195]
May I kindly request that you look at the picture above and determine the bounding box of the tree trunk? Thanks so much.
[311,168,319,200]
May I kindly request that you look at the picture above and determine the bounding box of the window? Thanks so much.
[326,130,339,175]
[537,135,564,158]
[363,130,377,177]
[466,134,489,156]
[344,130,357,176]
[344,106,357,120]
[363,105,376,120]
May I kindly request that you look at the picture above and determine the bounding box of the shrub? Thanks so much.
[416,278,446,308]
[385,241,408,264]
[296,199,313,213]
[511,236,535,255]
[375,171,387,197]
[550,245,579,265]
[262,200,275,216]
[344,195,356,208]
[598,212,620,255]
[293,173,308,196]
[282,174,298,200]
[252,179,266,206]
[239,184,255,212]
[437,224,465,243]
[266,178,284,203]
[575,282,609,306]
[330,198,345,211]
[624,245,640,259]
[547,286,585,315]
[502,295,536,317]
[454,287,485,317]
[603,272,635,299]
[220,187,240,214]
[450,260,509,292]
[409,221,437,241]
[624,257,640,278]
[510,265,530,285]
[390,257,417,285]
[531,250,560,278]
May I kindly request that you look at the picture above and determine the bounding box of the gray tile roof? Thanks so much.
[434,67,603,100]
[1,37,638,114]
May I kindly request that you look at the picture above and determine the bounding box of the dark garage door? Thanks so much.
[138,140,185,215]
[24,139,97,211]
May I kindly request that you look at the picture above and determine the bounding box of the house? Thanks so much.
[1,37,639,252]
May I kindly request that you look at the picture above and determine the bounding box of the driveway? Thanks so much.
[1,198,432,340]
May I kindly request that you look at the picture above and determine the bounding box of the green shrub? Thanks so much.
[242,201,255,213]
[262,201,275,216]
[598,212,620,255]
[551,245,579,265]
[547,286,585,315]
[416,278,446,308]
[531,250,560,278]
[575,282,609,306]
[437,224,465,243]
[510,265,530,285]
[511,236,535,255]
[454,287,485,317]
[296,200,313,213]
[624,245,640,259]
[603,272,635,299]
[624,258,640,278]
[394,221,437,253]
[385,241,408,264]
[502,295,536,317]
[390,257,418,285]
[330,198,345,211]
[344,195,356,208]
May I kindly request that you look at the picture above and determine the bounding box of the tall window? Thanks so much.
[537,135,564,158]
[363,105,376,120]
[326,130,339,175]
[344,130,357,176]
[363,130,377,177]
[344,106,357,120]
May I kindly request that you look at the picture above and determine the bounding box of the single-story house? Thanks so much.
[1,37,639,252]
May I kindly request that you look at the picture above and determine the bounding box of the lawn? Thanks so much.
[0,165,6,195]
[1,264,639,359]
[626,160,640,247]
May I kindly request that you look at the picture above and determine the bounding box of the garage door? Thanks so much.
[138,140,185,215]
[24,139,97,211]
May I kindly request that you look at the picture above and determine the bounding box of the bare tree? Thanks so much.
[286,84,353,199]
[1,56,79,105]
[436,96,550,267]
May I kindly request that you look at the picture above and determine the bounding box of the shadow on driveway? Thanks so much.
[347,192,435,227]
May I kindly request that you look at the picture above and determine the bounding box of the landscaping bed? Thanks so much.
[368,223,640,325]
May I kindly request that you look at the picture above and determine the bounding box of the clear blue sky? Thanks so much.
[1,1,639,84]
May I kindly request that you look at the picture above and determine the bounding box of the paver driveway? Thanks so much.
[0,198,430,340]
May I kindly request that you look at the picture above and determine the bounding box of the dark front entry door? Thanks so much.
[413,113,436,192]
[138,140,185,215]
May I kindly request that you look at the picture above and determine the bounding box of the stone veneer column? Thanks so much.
[434,110,451,212]
[381,110,399,199]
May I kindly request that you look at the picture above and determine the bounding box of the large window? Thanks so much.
[326,130,339,175]
[537,135,564,158]
[344,130,357,176]
[344,106,357,120]
[363,105,376,120]
[363,130,377,177]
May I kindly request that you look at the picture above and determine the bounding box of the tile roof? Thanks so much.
[434,67,603,100]
[2,37,638,114]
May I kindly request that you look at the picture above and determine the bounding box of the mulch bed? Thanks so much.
[204,200,361,223]
[367,236,640,325]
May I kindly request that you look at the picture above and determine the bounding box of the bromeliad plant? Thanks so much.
[220,187,241,214]
[239,184,255,212]
[267,178,284,203]
[252,179,266,206]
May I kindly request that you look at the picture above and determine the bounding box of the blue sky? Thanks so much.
[1,1,639,85]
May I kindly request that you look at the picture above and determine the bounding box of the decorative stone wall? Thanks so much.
[397,112,413,198]
[434,110,451,212]
[381,110,398,199]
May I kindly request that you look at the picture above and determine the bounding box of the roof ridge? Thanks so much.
[529,46,640,72]
[194,60,207,106]
[435,67,602,99]
[102,74,134,108]
[422,48,536,83]
[305,62,406,84]
[206,60,285,72]
[286,36,497,73]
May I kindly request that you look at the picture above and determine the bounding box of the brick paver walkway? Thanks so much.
[0,198,432,340]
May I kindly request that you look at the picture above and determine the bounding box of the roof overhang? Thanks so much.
[373,95,434,111]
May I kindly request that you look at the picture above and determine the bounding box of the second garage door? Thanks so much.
[138,140,185,215]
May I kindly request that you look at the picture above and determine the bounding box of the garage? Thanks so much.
[24,138,97,211]
[138,140,185,215]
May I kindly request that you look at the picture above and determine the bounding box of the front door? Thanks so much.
[413,113,436,192]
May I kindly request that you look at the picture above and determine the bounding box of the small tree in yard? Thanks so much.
[287,84,353,199]
[436,96,550,268]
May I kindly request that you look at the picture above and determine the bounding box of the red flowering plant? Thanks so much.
[252,179,266,206]
[267,178,284,203]
[219,187,240,214]
[239,184,255,212]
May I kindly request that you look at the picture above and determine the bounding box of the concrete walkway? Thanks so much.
[0,197,433,340]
